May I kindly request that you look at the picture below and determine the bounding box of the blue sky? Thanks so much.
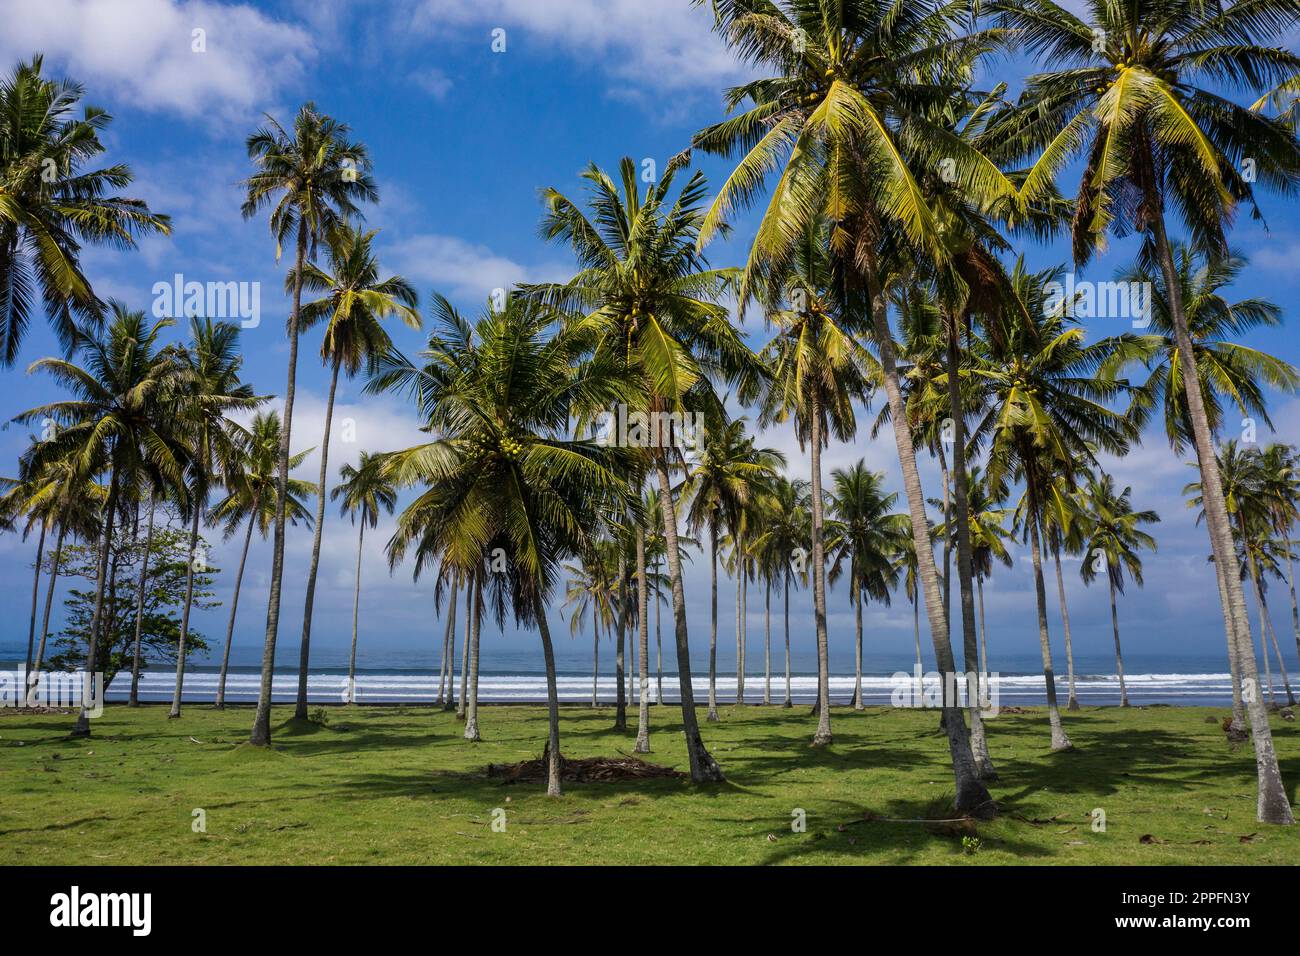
[3,0,1300,676]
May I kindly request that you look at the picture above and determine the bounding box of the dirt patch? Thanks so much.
[486,755,686,784]
[0,706,73,717]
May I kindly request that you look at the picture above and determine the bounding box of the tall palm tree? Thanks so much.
[752,476,810,708]
[563,540,618,706]
[991,0,1300,824]
[331,451,399,706]
[1032,470,1088,711]
[13,304,187,736]
[290,223,419,720]
[169,317,262,718]
[962,466,1013,683]
[828,462,907,710]
[527,157,748,783]
[241,103,376,746]
[1078,473,1160,708]
[1257,443,1300,669]
[0,56,171,365]
[375,293,636,794]
[683,416,783,717]
[208,410,314,708]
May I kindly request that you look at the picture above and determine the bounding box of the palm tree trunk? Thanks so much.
[251,219,308,747]
[809,398,832,745]
[1150,207,1292,823]
[74,463,119,738]
[534,591,563,797]
[736,534,745,705]
[1025,470,1072,751]
[346,520,365,704]
[852,587,864,710]
[1287,547,1300,676]
[867,279,990,814]
[1109,577,1129,707]
[438,584,457,707]
[613,548,628,729]
[129,499,155,707]
[1052,543,1080,711]
[938,448,952,633]
[457,583,470,719]
[24,520,47,693]
[1249,555,1294,706]
[295,356,341,720]
[783,573,792,708]
[217,505,256,709]
[943,318,996,778]
[464,568,483,740]
[634,526,651,752]
[32,522,66,705]
[591,614,600,706]
[977,573,988,686]
[706,522,720,720]
[1255,582,1277,709]
[655,560,663,704]
[1214,551,1248,733]
[655,459,723,782]
[169,500,203,718]
[764,576,772,706]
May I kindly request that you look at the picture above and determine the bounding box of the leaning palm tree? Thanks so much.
[1078,473,1160,708]
[241,103,376,747]
[208,410,314,708]
[290,222,419,720]
[990,0,1300,824]
[169,317,262,719]
[1257,444,1300,668]
[828,462,907,710]
[13,304,187,736]
[375,293,636,794]
[0,56,171,365]
[526,156,748,783]
[331,451,399,706]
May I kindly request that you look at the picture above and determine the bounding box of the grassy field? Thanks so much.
[2,701,1298,865]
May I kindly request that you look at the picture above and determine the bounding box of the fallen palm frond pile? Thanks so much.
[486,754,686,784]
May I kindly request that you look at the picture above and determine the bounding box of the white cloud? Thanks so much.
[410,66,452,99]
[1,0,314,123]
[383,232,568,302]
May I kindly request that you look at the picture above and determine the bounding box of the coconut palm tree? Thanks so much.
[1257,443,1300,667]
[208,410,314,708]
[290,223,419,720]
[990,0,1300,824]
[241,103,376,747]
[683,416,783,717]
[375,292,636,793]
[752,476,810,708]
[1030,470,1089,711]
[169,317,262,719]
[527,157,749,783]
[13,303,188,736]
[563,540,618,706]
[963,466,1014,682]
[0,56,171,365]
[828,462,908,710]
[1078,473,1160,708]
[330,451,399,707]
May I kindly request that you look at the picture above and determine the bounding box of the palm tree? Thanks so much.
[991,0,1300,824]
[527,157,748,783]
[962,466,1013,684]
[1033,470,1088,711]
[241,103,376,747]
[683,416,783,718]
[0,56,171,365]
[975,261,1142,751]
[563,541,618,706]
[828,462,907,710]
[1078,473,1160,708]
[752,476,810,708]
[331,451,399,706]
[290,223,420,720]
[1257,444,1300,669]
[169,318,262,718]
[209,410,314,708]
[375,293,636,794]
[13,304,187,736]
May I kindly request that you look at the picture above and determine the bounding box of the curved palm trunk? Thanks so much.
[216,505,256,709]
[74,464,119,738]
[1025,473,1072,751]
[1107,577,1130,707]
[783,573,792,708]
[655,459,723,782]
[764,577,772,705]
[1250,562,1294,707]
[943,320,996,778]
[852,588,864,710]
[1150,208,1292,823]
[129,500,156,707]
[458,586,470,719]
[1214,554,1248,733]
[707,522,719,721]
[634,526,651,752]
[24,521,47,694]
[169,501,203,718]
[1052,544,1080,711]
[464,569,483,741]
[1287,547,1300,678]
[32,522,66,705]
[534,592,563,797]
[438,585,457,707]
[346,520,365,704]
[1255,588,1277,709]
[613,548,628,730]
[295,357,341,720]
[809,403,832,745]
[251,220,308,747]
[868,281,990,814]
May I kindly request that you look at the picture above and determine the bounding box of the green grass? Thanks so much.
[2,701,1298,864]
